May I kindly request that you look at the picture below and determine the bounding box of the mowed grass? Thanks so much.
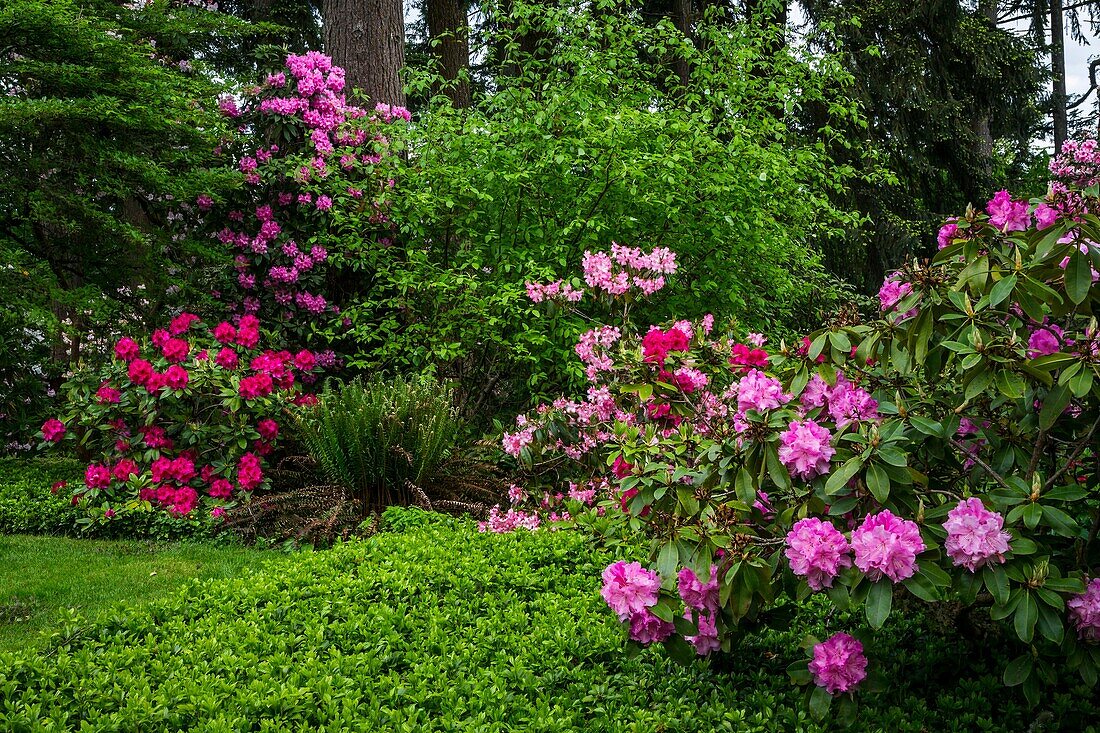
[0,534,265,653]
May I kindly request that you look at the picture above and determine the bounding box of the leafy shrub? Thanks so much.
[42,313,322,524]
[0,514,1097,731]
[503,147,1100,716]
[293,375,491,510]
[0,458,218,541]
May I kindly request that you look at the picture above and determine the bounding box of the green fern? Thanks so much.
[292,375,463,510]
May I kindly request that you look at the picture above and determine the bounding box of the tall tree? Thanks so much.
[323,0,407,105]
[425,0,472,106]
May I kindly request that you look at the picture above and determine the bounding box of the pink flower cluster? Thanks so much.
[850,510,925,582]
[809,632,868,695]
[581,245,676,296]
[477,505,542,532]
[525,279,584,303]
[601,561,673,644]
[1049,139,1100,188]
[575,325,621,380]
[785,518,852,590]
[679,566,720,654]
[802,374,879,429]
[986,190,1031,232]
[777,420,835,480]
[641,326,690,365]
[1068,578,1100,641]
[943,498,1011,572]
[733,369,789,414]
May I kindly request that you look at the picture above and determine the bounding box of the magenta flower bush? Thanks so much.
[40,314,321,523]
[498,143,1100,717]
[192,51,409,353]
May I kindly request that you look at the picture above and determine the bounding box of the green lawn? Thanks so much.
[0,534,264,653]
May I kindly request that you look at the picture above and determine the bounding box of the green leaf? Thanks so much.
[908,416,942,436]
[1014,591,1038,643]
[1041,505,1081,537]
[1065,247,1093,304]
[865,462,890,503]
[902,572,939,602]
[1039,385,1072,430]
[809,685,832,721]
[984,565,1010,606]
[824,456,863,496]
[865,580,892,630]
[988,274,1017,306]
[1003,654,1033,687]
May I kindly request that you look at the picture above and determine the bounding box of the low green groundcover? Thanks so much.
[1,509,1097,731]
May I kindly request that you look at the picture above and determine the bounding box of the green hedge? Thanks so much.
[0,458,217,541]
[2,509,1097,731]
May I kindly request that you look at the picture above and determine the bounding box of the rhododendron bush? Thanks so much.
[40,314,321,523]
[194,51,409,353]
[503,146,1100,715]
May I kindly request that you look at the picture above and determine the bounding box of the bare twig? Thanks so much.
[949,438,1013,491]
[1043,415,1100,491]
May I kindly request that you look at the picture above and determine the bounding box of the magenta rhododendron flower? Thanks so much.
[729,343,769,371]
[734,369,790,414]
[809,632,868,695]
[112,459,139,483]
[601,561,661,621]
[114,337,140,362]
[239,373,274,399]
[785,517,852,590]
[678,566,719,611]
[878,277,912,312]
[1027,325,1063,358]
[236,452,263,491]
[850,510,925,582]
[827,376,879,429]
[778,420,835,480]
[641,326,689,365]
[84,463,111,489]
[943,498,1011,572]
[128,358,154,386]
[937,220,958,249]
[41,418,66,443]
[257,418,279,441]
[628,609,674,644]
[169,313,200,335]
[987,190,1031,231]
[212,322,237,343]
[215,347,239,370]
[1068,578,1100,641]
[164,365,190,390]
[208,478,234,499]
[1034,203,1059,229]
[96,384,121,404]
[684,610,720,655]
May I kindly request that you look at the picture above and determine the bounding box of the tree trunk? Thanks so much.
[323,0,406,106]
[425,0,472,108]
[971,0,997,178]
[1051,0,1068,153]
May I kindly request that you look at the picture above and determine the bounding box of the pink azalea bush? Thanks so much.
[499,145,1100,713]
[192,51,409,353]
[41,314,321,522]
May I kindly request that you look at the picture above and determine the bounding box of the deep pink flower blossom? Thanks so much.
[628,609,675,644]
[601,561,661,621]
[809,633,867,695]
[943,498,1011,572]
[785,517,853,590]
[1068,578,1100,641]
[850,510,925,582]
[41,418,66,443]
[678,566,719,611]
[778,420,835,480]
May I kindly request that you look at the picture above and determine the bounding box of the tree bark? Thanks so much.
[322,0,407,106]
[425,0,471,107]
[1051,0,1068,153]
[971,0,996,178]
[671,0,693,88]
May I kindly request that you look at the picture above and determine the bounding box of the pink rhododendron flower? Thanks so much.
[878,277,912,312]
[112,459,139,482]
[678,566,719,611]
[236,452,263,491]
[809,633,868,695]
[785,517,852,590]
[169,313,200,335]
[800,374,830,409]
[257,418,279,441]
[95,384,121,404]
[1034,203,1059,229]
[208,478,234,499]
[239,373,274,399]
[734,369,790,413]
[215,347,239,370]
[628,609,675,644]
[41,418,66,443]
[1027,325,1062,358]
[601,561,661,621]
[294,349,316,371]
[642,326,690,365]
[684,610,721,655]
[212,322,237,343]
[943,498,1011,572]
[164,365,190,390]
[1068,578,1100,641]
[730,343,769,371]
[987,190,1031,231]
[210,506,228,519]
[477,505,541,533]
[778,420,835,480]
[850,510,925,582]
[161,338,190,363]
[937,220,958,249]
[85,463,111,489]
[114,337,140,361]
[827,376,879,428]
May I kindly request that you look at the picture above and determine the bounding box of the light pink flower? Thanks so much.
[809,632,867,695]
[943,498,1011,572]
[785,517,852,590]
[601,561,661,621]
[778,420,835,480]
[850,510,925,582]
